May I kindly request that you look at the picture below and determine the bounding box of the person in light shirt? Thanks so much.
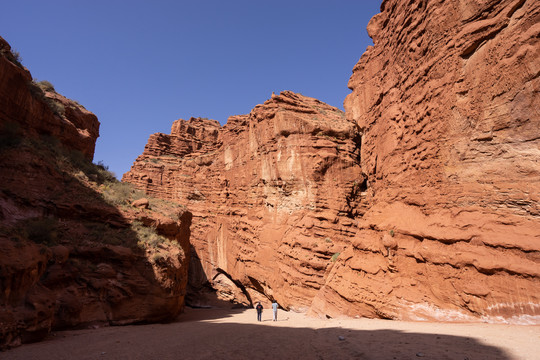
[272,301,278,321]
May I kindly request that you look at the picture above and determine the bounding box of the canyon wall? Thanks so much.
[125,0,539,324]
[123,92,363,310]
[335,0,539,322]
[0,36,191,349]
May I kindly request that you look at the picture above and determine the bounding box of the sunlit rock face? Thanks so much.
[123,91,364,311]
[337,0,540,323]
[126,0,539,324]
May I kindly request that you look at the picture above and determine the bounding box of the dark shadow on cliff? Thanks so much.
[2,308,513,359]
[186,246,252,309]
[0,133,190,349]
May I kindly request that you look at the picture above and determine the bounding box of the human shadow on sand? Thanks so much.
[3,308,512,360]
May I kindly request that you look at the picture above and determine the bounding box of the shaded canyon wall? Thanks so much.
[0,36,192,349]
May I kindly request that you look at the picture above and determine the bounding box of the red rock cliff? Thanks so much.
[125,0,539,324]
[0,36,192,349]
[0,36,98,159]
[124,91,363,310]
[335,0,540,322]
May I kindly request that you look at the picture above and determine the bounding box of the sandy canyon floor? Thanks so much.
[3,308,539,360]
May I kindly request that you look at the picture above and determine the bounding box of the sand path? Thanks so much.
[3,308,539,359]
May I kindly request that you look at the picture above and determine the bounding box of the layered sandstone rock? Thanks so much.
[328,0,540,323]
[0,37,191,349]
[123,91,364,310]
[1,202,191,349]
[0,36,98,159]
[125,0,539,324]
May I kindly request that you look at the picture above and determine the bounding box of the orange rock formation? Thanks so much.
[125,0,539,324]
[123,92,363,310]
[334,0,540,323]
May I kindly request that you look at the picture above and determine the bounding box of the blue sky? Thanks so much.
[1,0,381,178]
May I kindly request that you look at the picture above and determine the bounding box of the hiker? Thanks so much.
[256,302,263,322]
[272,301,278,321]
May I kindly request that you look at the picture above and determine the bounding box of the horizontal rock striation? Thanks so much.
[124,91,364,310]
[333,0,540,323]
[125,0,539,324]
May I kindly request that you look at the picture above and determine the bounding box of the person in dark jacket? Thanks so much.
[256,302,263,322]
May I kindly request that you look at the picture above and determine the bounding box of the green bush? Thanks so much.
[6,49,23,68]
[70,99,86,109]
[36,80,55,92]
[27,80,65,117]
[331,252,340,262]
[85,221,127,246]
[131,221,169,249]
[10,132,116,185]
[11,50,21,62]
[148,197,182,221]
[102,182,136,206]
[132,188,146,201]
[65,150,116,184]
[47,99,65,117]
